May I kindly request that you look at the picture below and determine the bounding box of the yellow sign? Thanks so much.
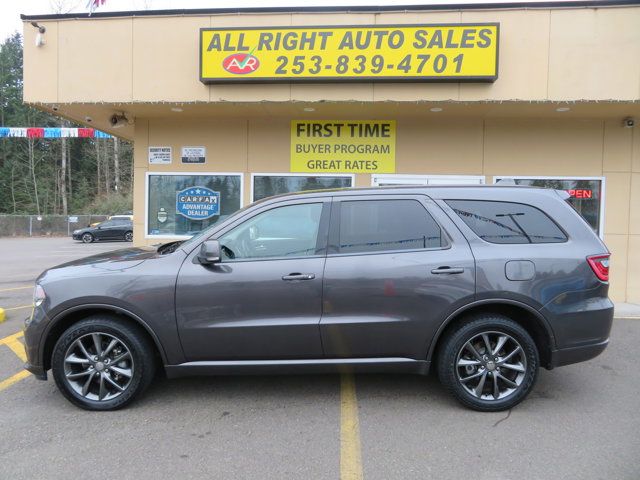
[291,121,396,173]
[200,24,499,83]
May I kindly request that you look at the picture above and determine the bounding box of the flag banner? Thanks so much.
[8,128,27,137]
[27,128,45,138]
[44,128,62,138]
[0,128,112,138]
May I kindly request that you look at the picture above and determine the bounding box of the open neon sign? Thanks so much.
[567,189,593,199]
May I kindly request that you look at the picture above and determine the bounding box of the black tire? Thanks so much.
[81,233,94,243]
[437,314,539,412]
[51,315,156,411]
[124,231,133,242]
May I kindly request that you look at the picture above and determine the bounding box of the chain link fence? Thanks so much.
[0,215,109,237]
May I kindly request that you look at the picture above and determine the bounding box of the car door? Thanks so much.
[320,194,476,359]
[94,220,114,240]
[175,198,330,361]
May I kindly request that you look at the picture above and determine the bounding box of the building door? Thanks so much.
[175,199,330,361]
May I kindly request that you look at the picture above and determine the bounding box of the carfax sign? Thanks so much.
[291,120,396,173]
[176,187,220,220]
[200,24,499,83]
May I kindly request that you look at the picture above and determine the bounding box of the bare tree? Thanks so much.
[60,120,68,215]
[113,137,120,192]
[49,0,81,14]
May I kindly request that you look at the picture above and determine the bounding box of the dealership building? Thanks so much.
[21,1,640,302]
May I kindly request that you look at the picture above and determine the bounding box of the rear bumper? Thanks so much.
[549,338,609,368]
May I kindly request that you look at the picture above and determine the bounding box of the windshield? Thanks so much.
[177,203,254,252]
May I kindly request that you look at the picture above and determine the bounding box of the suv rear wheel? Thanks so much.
[437,314,539,411]
[51,315,156,411]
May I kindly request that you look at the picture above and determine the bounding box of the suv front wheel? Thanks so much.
[51,315,156,411]
[437,314,539,411]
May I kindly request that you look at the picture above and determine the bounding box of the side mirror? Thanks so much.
[197,240,221,264]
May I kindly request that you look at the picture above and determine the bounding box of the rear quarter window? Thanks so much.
[445,200,567,244]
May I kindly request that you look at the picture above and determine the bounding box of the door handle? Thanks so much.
[282,273,316,281]
[431,267,465,275]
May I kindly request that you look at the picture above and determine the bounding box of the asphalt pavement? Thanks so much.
[0,237,638,479]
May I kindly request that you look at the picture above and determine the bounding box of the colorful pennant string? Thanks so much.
[0,127,112,139]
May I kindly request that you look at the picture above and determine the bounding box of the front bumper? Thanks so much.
[24,361,47,380]
[23,307,50,381]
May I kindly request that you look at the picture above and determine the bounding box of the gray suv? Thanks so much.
[23,186,613,411]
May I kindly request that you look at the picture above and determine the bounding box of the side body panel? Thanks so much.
[174,198,330,361]
[320,194,476,359]
[434,188,613,351]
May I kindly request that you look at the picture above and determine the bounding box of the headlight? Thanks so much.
[33,284,46,307]
[73,229,81,234]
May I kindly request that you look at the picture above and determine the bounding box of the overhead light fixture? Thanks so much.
[109,113,133,128]
[31,22,46,47]
[171,107,183,112]
[303,107,316,112]
[556,107,570,112]
[430,107,443,112]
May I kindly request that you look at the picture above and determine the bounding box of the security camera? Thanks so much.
[85,116,93,123]
[109,114,128,128]
[623,117,635,128]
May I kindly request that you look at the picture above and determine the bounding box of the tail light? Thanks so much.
[587,254,610,282]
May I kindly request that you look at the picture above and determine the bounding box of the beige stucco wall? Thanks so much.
[132,116,639,303]
[23,7,640,104]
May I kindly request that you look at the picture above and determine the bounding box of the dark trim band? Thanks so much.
[20,1,640,22]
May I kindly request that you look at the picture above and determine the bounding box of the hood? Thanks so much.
[48,246,159,272]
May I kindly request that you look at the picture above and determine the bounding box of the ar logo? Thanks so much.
[223,53,260,75]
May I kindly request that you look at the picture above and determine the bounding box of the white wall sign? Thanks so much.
[149,146,172,164]
[181,146,206,164]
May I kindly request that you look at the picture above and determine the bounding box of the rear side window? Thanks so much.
[339,199,444,253]
[446,200,567,244]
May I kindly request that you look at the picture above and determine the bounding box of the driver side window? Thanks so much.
[218,203,323,260]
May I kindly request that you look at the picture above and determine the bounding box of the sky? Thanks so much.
[2,0,584,42]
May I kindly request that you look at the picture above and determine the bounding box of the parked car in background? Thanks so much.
[73,219,133,243]
[89,214,134,227]
[27,185,612,411]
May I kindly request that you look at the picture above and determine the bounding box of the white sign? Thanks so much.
[68,216,79,223]
[149,146,172,164]
[181,146,206,164]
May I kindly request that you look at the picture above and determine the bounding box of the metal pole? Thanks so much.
[29,216,32,237]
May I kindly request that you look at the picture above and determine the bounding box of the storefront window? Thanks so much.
[147,173,242,237]
[494,177,604,236]
[252,174,353,201]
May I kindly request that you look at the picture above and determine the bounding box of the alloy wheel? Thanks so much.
[455,331,527,401]
[63,332,134,402]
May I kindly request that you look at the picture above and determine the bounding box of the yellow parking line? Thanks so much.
[340,373,363,480]
[6,338,27,362]
[0,331,24,346]
[0,370,30,392]
[4,305,33,311]
[0,285,32,293]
